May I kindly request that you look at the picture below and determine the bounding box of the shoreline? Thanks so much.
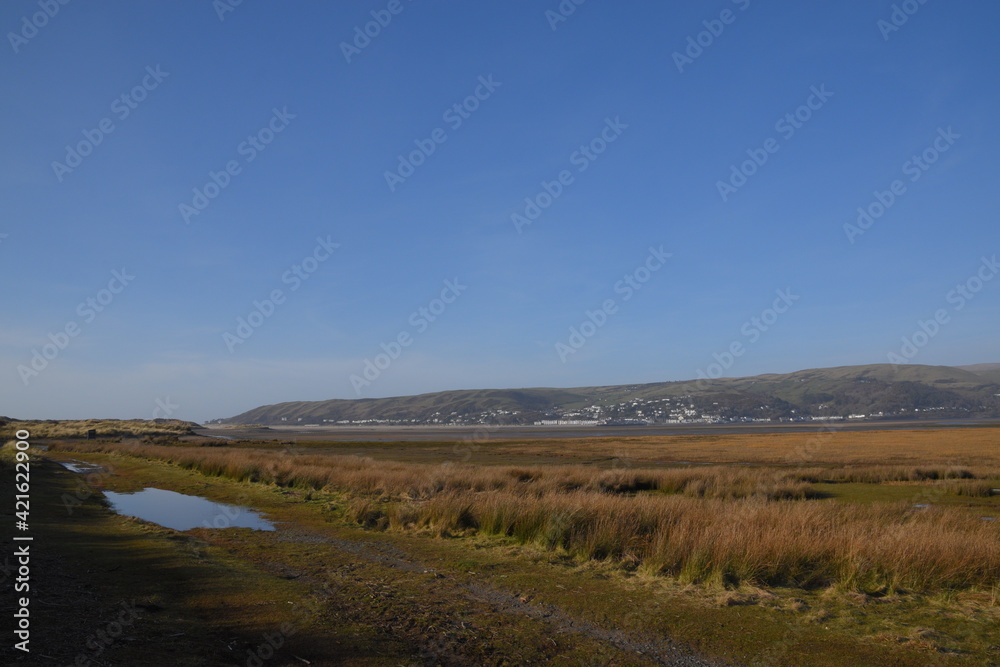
[194,417,1000,442]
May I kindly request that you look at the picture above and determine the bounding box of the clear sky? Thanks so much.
[2,0,998,423]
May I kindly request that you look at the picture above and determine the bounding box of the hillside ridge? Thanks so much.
[220,363,1000,426]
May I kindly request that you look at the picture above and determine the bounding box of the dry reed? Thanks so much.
[46,440,1000,593]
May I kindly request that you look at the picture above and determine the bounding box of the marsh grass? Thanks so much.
[3,418,196,439]
[940,479,998,497]
[47,439,1000,596]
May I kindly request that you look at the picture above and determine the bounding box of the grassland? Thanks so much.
[8,426,1000,665]
[1,417,197,439]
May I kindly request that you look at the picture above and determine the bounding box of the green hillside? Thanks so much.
[959,363,1000,384]
[221,363,1000,425]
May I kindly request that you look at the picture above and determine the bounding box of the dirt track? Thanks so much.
[263,527,730,666]
[8,456,735,666]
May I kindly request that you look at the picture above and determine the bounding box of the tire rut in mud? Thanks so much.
[267,528,731,666]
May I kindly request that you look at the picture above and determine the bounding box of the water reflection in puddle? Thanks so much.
[102,487,275,531]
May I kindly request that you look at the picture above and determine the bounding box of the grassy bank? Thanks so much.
[28,429,1000,664]
[44,437,1000,595]
[1,418,197,439]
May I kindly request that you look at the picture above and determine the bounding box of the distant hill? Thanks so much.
[958,363,1000,384]
[221,363,1000,426]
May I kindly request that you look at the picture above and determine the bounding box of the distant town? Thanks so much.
[212,395,971,427]
[213,363,1000,427]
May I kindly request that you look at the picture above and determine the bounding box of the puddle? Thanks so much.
[102,487,275,531]
[912,504,931,508]
[982,517,996,521]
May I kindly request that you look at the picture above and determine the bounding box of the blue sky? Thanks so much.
[2,0,998,422]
